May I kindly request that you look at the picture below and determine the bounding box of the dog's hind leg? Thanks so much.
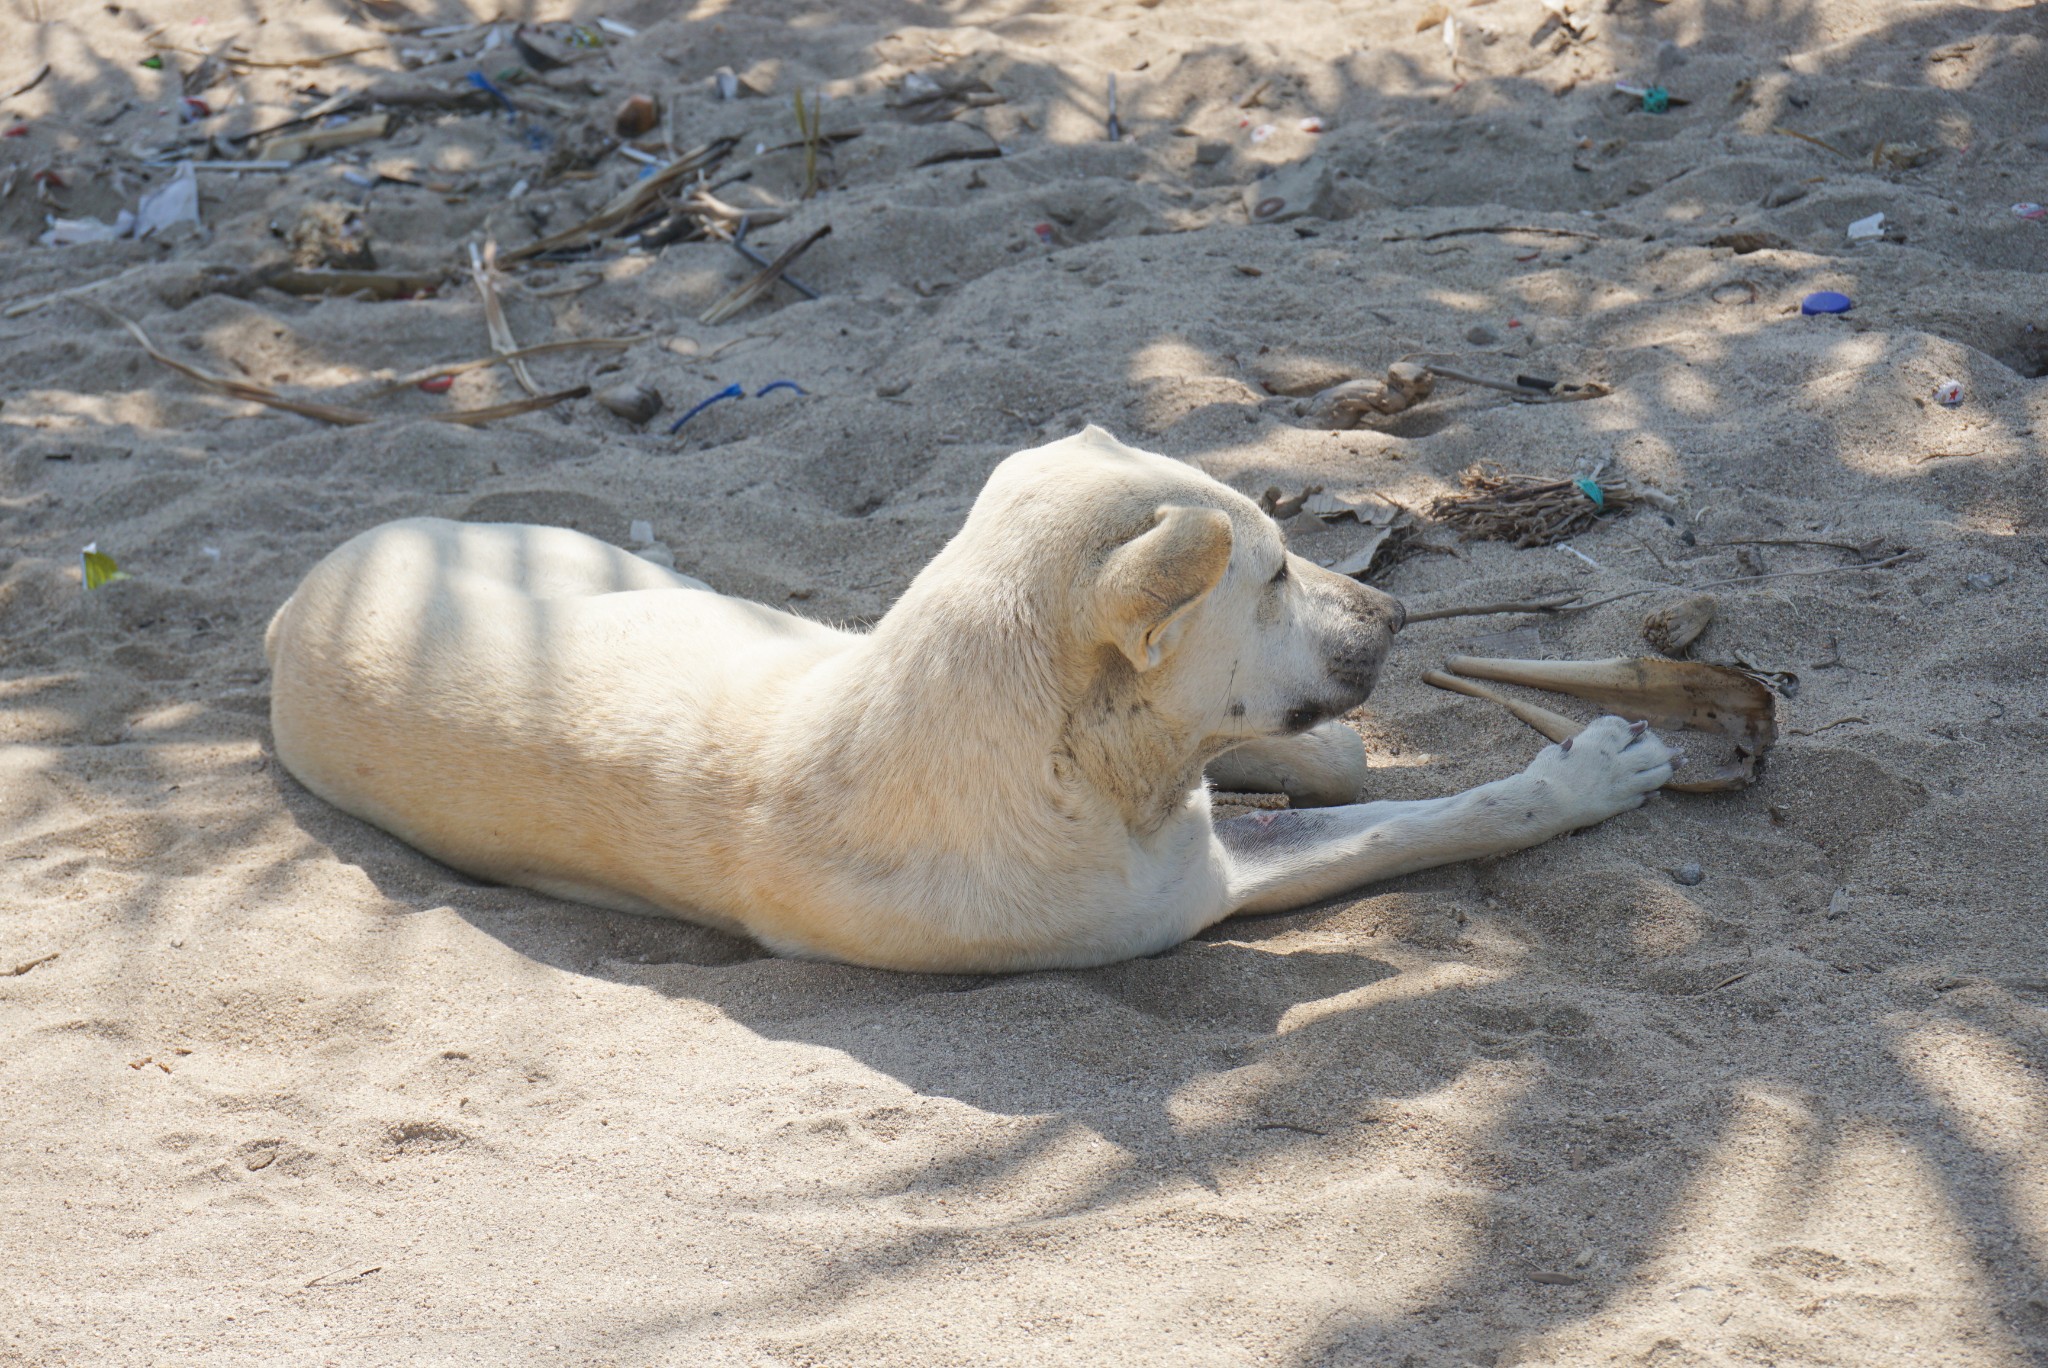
[1204,722,1366,807]
[1212,716,1674,917]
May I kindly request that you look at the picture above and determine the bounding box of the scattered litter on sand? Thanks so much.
[4,1,2044,1361]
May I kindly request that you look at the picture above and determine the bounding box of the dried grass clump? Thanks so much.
[1432,463,1646,547]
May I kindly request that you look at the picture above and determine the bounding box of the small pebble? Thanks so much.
[1465,324,1499,345]
[597,382,663,426]
[614,94,658,139]
[1673,862,1704,886]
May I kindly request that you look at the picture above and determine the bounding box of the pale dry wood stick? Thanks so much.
[470,241,537,396]
[1406,551,1919,624]
[700,223,831,324]
[359,335,650,400]
[1405,593,1585,623]
[87,302,589,427]
[1419,671,1582,742]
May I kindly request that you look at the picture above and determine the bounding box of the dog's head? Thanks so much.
[965,425,1403,754]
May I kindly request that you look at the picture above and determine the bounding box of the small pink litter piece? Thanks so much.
[1033,222,1054,245]
[1933,378,1963,407]
[2013,202,2046,222]
[1248,123,1277,144]
[1298,116,1325,134]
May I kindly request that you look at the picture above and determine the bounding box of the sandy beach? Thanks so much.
[3,0,2045,1362]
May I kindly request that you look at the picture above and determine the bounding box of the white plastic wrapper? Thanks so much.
[135,161,202,239]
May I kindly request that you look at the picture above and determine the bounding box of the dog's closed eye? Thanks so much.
[1269,560,1290,585]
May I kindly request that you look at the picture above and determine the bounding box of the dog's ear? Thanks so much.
[1095,505,1233,671]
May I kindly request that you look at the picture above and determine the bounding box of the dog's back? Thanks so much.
[266,518,844,923]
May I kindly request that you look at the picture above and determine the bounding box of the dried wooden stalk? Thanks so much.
[700,223,831,324]
[1428,654,1777,792]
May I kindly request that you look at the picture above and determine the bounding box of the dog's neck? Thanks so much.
[1055,647,1208,836]
[823,579,1210,841]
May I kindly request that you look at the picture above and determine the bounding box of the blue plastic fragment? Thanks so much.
[1574,477,1605,507]
[466,70,518,116]
[1641,86,1670,114]
[1801,290,1853,315]
[754,380,806,398]
[667,383,744,435]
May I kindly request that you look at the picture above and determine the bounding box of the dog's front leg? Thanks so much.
[1205,721,1367,806]
[1213,716,1675,917]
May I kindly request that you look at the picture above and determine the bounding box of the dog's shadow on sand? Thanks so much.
[459,881,1431,1151]
[294,784,1467,1155]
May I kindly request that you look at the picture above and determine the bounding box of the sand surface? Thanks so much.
[4,0,2047,1362]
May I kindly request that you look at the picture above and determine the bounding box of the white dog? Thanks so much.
[267,426,1673,971]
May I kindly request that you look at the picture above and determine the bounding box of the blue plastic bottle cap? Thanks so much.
[1801,291,1853,315]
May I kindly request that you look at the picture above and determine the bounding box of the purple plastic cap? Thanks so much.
[1801,290,1853,315]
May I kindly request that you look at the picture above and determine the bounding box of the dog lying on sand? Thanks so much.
[267,426,1673,971]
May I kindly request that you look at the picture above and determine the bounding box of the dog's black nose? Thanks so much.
[1389,599,1406,633]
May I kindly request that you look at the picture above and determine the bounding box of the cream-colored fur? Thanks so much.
[267,426,1674,971]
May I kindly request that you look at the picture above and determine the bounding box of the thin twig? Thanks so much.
[86,301,588,426]
[3,263,165,319]
[1561,552,1920,614]
[1406,593,1585,624]
[147,39,387,67]
[1694,537,1875,554]
[2,951,58,977]
[1424,365,1608,401]
[701,223,831,324]
[1408,552,1919,623]
[360,335,649,399]
[1612,526,1679,577]
[6,64,52,100]
[1383,224,1601,243]
[1772,126,1850,158]
[1789,716,1868,737]
[731,216,819,299]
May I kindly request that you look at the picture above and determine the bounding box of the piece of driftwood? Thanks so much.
[1427,654,1776,792]
[257,266,446,298]
[259,113,390,163]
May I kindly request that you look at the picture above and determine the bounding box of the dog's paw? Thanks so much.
[1524,715,1676,828]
